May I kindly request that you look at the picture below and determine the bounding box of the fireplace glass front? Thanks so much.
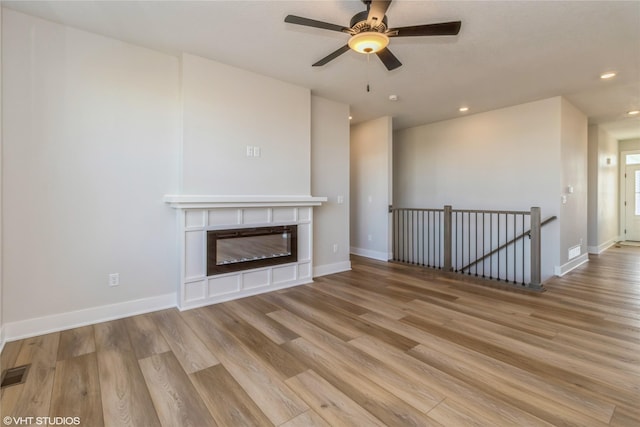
[207,225,297,275]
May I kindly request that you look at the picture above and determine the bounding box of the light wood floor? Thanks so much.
[2,246,639,426]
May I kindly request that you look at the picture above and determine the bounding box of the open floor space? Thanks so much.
[1,246,639,426]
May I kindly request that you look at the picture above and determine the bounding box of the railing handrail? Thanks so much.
[391,205,551,290]
[391,207,531,215]
[390,207,444,213]
[458,215,557,272]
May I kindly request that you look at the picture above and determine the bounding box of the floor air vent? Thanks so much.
[1,364,30,388]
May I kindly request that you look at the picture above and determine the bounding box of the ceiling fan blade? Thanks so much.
[376,47,402,71]
[389,21,462,37]
[285,15,350,33]
[313,45,351,67]
[367,0,392,27]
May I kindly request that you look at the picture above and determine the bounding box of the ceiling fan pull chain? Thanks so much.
[366,53,371,92]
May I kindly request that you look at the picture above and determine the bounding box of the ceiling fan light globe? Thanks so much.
[348,32,389,54]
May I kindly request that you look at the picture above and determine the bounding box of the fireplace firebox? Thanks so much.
[207,225,297,275]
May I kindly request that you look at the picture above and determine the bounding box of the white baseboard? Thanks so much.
[554,253,589,277]
[588,238,617,254]
[313,261,352,277]
[350,246,389,261]
[2,292,177,343]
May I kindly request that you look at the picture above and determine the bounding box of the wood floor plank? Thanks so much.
[94,319,134,353]
[427,398,509,427]
[283,336,443,426]
[205,303,308,380]
[609,404,640,426]
[1,339,23,370]
[56,325,96,361]
[96,348,161,427]
[400,313,640,408]
[285,369,386,427]
[124,313,171,360]
[49,352,103,426]
[355,313,555,426]
[190,364,273,427]
[260,292,363,341]
[3,332,59,419]
[395,327,615,424]
[139,351,217,427]
[310,276,409,319]
[152,308,219,373]
[271,310,443,425]
[3,247,639,426]
[0,340,23,404]
[224,298,299,345]
[409,344,611,426]
[407,297,639,376]
[279,410,331,427]
[181,307,308,426]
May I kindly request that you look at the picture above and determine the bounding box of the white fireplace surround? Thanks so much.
[164,195,326,310]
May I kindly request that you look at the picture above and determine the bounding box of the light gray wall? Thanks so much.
[350,116,393,260]
[181,53,311,196]
[620,138,640,152]
[1,10,350,335]
[587,124,619,252]
[2,10,180,324]
[311,96,351,275]
[559,98,589,265]
[393,97,569,280]
[0,6,3,347]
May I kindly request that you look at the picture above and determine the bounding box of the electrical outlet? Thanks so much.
[246,145,253,157]
[253,146,261,157]
[368,234,373,242]
[332,244,338,253]
[109,273,120,287]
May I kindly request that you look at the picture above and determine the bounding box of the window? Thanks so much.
[626,154,640,165]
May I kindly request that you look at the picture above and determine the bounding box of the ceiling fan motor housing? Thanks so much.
[350,10,388,33]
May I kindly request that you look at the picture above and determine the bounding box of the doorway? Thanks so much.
[621,151,640,241]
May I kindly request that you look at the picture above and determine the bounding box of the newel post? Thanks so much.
[443,205,452,271]
[529,206,543,289]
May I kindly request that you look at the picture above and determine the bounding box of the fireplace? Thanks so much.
[164,195,326,309]
[207,225,297,275]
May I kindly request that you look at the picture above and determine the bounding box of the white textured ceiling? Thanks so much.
[3,0,640,139]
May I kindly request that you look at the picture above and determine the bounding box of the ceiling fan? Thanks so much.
[284,0,461,71]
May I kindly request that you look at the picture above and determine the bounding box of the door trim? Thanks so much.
[620,150,640,240]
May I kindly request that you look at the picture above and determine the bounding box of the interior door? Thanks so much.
[624,164,640,241]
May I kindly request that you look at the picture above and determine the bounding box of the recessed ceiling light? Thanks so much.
[600,71,616,79]
[627,110,640,116]
[349,116,353,120]
[459,107,469,112]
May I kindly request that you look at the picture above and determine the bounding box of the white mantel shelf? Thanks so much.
[164,195,327,209]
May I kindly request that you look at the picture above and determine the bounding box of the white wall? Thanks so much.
[311,96,351,276]
[1,10,347,340]
[0,6,3,348]
[180,53,311,196]
[393,97,567,280]
[2,10,180,329]
[350,116,393,261]
[620,138,640,152]
[559,99,588,268]
[587,125,619,253]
